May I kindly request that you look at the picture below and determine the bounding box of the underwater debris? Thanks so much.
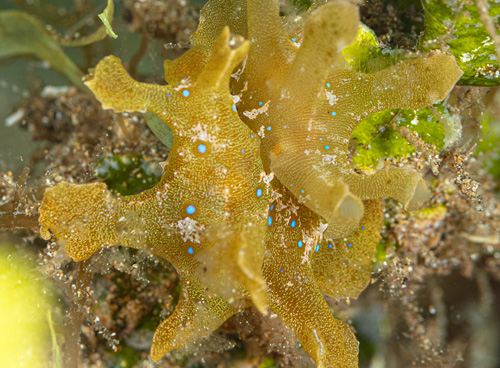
[125,0,201,44]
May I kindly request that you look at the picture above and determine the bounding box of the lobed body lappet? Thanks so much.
[39,0,462,366]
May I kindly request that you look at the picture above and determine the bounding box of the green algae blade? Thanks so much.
[291,0,314,11]
[420,0,500,86]
[0,10,84,88]
[46,310,62,368]
[144,112,174,149]
[351,104,451,170]
[98,0,118,39]
[96,153,163,196]
[0,1,116,87]
[342,23,405,73]
[477,114,500,179]
[55,0,117,46]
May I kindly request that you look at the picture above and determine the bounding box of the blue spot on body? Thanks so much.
[298,240,303,248]
[256,188,263,197]
[250,134,254,139]
[232,104,237,112]
[326,82,331,88]
[348,243,352,248]
[280,269,284,273]
[319,138,323,141]
[301,189,305,194]
[186,205,196,215]
[291,37,296,42]
[324,145,330,150]
[188,247,194,254]
[241,149,245,154]
[259,101,263,106]
[197,144,207,154]
[331,111,337,116]
[291,220,296,228]
[361,226,365,230]
[315,244,319,252]
[328,243,333,249]
[270,205,274,211]
[166,93,171,98]
[268,216,272,226]
[182,90,190,97]
[267,126,272,131]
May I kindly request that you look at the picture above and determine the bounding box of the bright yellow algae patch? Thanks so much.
[0,245,55,368]
[39,0,463,367]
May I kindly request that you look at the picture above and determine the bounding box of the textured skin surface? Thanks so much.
[193,0,463,239]
[39,1,462,367]
[42,29,270,361]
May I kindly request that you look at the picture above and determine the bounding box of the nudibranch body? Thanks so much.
[39,0,462,367]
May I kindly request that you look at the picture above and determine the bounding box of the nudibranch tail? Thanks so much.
[312,199,384,299]
[263,182,358,367]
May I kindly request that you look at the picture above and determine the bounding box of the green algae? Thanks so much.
[477,114,500,180]
[98,0,118,39]
[258,357,278,368]
[0,1,116,88]
[144,112,174,148]
[96,153,162,196]
[0,11,85,88]
[421,0,500,86]
[343,23,405,73]
[46,310,62,368]
[352,104,449,170]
